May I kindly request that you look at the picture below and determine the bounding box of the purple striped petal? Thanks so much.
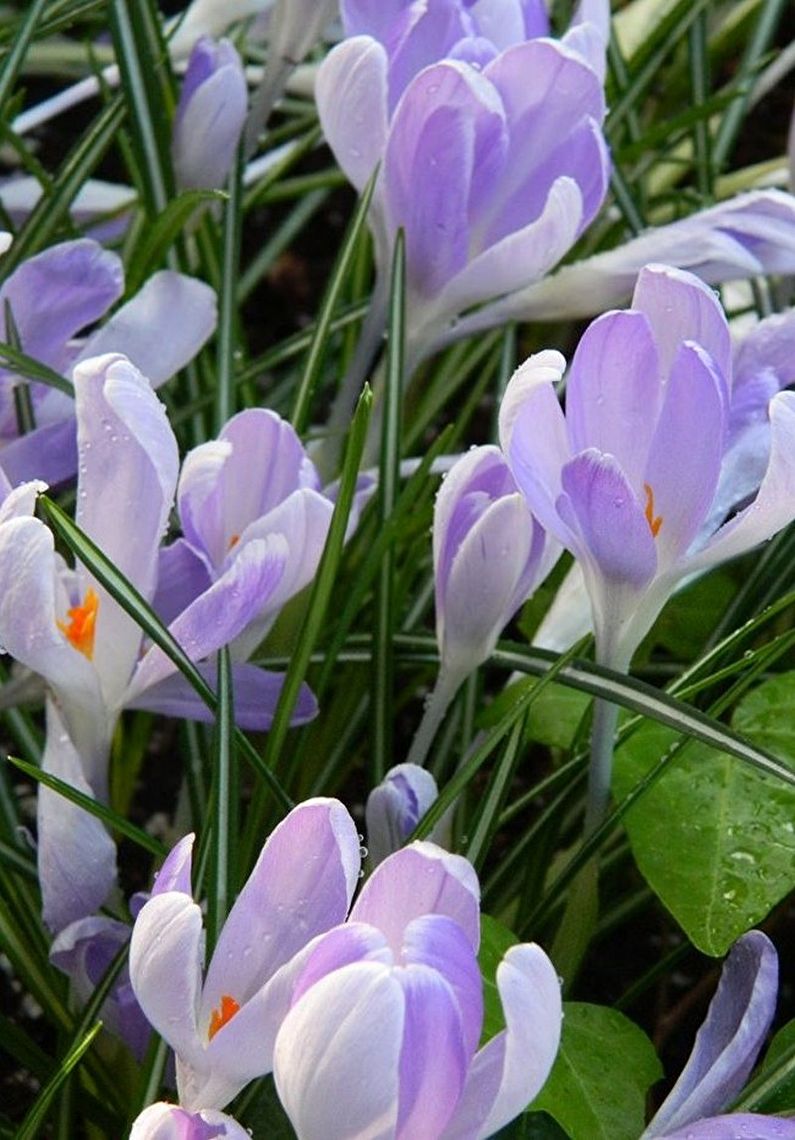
[351,841,480,953]
[152,834,194,898]
[129,891,206,1071]
[565,309,661,490]
[127,662,318,730]
[442,943,563,1139]
[274,962,403,1139]
[657,1115,795,1140]
[173,38,247,191]
[647,931,778,1136]
[77,271,217,387]
[124,535,288,701]
[366,763,440,867]
[316,37,389,193]
[0,418,77,485]
[73,354,179,707]
[402,914,483,1061]
[130,1103,250,1140]
[153,539,213,627]
[201,799,361,1023]
[37,701,117,933]
[557,450,657,587]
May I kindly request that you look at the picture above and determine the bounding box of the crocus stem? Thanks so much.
[405,666,465,769]
[584,695,620,835]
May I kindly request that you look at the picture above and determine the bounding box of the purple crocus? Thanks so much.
[129,799,362,1111]
[365,762,443,865]
[157,407,337,660]
[407,444,554,766]
[173,38,248,190]
[500,264,795,824]
[130,1102,250,1139]
[0,238,216,485]
[643,931,795,1140]
[500,263,795,676]
[316,32,609,372]
[272,841,562,1139]
[0,354,312,931]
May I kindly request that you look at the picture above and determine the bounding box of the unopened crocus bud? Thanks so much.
[365,763,441,866]
[434,446,553,681]
[173,37,247,190]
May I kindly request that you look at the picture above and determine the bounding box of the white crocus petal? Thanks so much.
[316,37,389,194]
[274,962,403,1140]
[129,892,206,1072]
[498,350,567,459]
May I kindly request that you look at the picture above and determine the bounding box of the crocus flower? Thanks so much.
[406,444,555,766]
[339,0,610,111]
[159,407,338,661]
[316,34,609,372]
[365,762,442,865]
[642,931,795,1140]
[173,38,248,190]
[130,1102,250,1139]
[129,799,362,1111]
[272,840,562,1139]
[0,238,216,484]
[499,264,795,677]
[50,910,151,1061]
[0,354,313,930]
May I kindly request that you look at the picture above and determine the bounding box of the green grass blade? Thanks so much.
[0,0,49,116]
[372,230,405,783]
[215,147,244,431]
[204,647,235,955]
[16,1022,102,1140]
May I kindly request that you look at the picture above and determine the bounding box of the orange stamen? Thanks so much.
[208,994,240,1040]
[228,533,240,550]
[57,588,99,660]
[643,483,663,538]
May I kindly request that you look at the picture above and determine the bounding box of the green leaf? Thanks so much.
[16,1021,102,1140]
[737,1018,795,1113]
[125,188,225,293]
[533,1003,662,1140]
[613,674,795,955]
[478,914,519,1043]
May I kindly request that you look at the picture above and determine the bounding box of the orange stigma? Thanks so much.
[643,484,663,538]
[208,994,240,1040]
[57,588,99,659]
[228,533,240,550]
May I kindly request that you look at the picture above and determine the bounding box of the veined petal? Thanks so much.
[351,841,480,954]
[316,37,389,193]
[643,342,726,565]
[273,962,403,1140]
[644,931,778,1137]
[0,418,78,486]
[73,354,179,707]
[632,264,732,389]
[655,1115,795,1140]
[124,535,288,701]
[558,450,657,587]
[127,662,318,731]
[152,833,194,898]
[0,239,122,369]
[366,764,440,868]
[565,309,660,489]
[442,943,563,1139]
[498,349,567,459]
[172,40,247,191]
[395,963,469,1139]
[38,701,117,933]
[129,891,206,1071]
[130,1102,251,1140]
[153,539,213,627]
[76,272,217,387]
[201,798,361,1024]
[690,391,795,573]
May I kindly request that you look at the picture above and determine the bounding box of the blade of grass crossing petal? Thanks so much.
[109,0,174,217]
[291,169,378,434]
[8,755,166,857]
[0,96,125,279]
[36,497,294,812]
[0,0,49,117]
[16,1022,102,1140]
[372,231,405,783]
[216,147,244,431]
[205,647,235,956]
[0,342,73,396]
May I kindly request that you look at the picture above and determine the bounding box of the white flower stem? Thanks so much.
[405,666,465,770]
[583,695,620,835]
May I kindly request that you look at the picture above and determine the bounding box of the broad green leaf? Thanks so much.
[737,1018,795,1113]
[522,683,590,751]
[613,674,795,954]
[478,914,519,1042]
[533,1003,662,1140]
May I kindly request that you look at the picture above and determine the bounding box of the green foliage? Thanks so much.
[532,1003,662,1140]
